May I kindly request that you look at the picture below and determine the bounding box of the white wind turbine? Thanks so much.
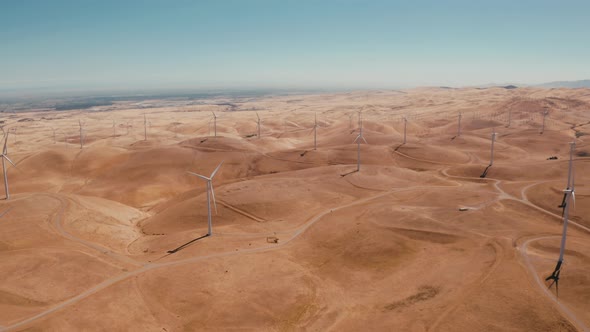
[488,128,498,166]
[78,120,85,149]
[354,112,368,172]
[187,161,224,236]
[402,116,408,145]
[211,112,218,137]
[0,130,17,200]
[143,113,148,141]
[457,112,462,137]
[256,112,261,139]
[313,112,318,150]
[546,141,576,295]
[540,108,549,134]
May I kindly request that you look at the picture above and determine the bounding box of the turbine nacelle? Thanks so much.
[562,188,575,211]
[187,161,224,216]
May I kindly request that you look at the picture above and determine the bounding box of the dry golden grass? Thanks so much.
[0,87,589,331]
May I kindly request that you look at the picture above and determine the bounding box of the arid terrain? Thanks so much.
[0,87,589,331]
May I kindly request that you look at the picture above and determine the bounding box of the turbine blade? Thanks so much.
[3,155,16,168]
[256,112,260,120]
[210,181,218,215]
[572,191,575,210]
[3,132,8,154]
[353,135,361,143]
[362,136,368,144]
[210,161,224,178]
[187,171,210,181]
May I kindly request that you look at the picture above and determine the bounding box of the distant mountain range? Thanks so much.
[535,80,590,88]
[470,80,590,89]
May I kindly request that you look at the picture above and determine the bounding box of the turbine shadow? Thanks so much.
[340,169,359,177]
[166,234,209,254]
[480,165,491,178]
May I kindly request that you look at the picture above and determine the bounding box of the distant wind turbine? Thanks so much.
[457,112,462,137]
[541,109,549,134]
[256,112,261,139]
[403,116,407,145]
[78,120,85,149]
[354,112,368,172]
[0,130,17,200]
[489,129,497,166]
[546,141,576,295]
[187,161,224,236]
[144,113,148,141]
[313,112,318,150]
[211,112,218,137]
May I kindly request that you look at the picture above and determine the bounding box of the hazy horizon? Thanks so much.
[2,0,590,94]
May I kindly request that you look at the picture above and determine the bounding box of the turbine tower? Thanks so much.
[313,112,318,150]
[403,116,407,145]
[457,112,462,137]
[546,141,576,295]
[187,161,224,236]
[1,131,16,200]
[354,113,368,171]
[541,109,549,134]
[144,113,148,141]
[489,129,497,166]
[78,120,85,149]
[256,112,261,139]
[211,111,218,137]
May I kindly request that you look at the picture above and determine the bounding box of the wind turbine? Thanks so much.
[546,141,576,295]
[1,130,17,200]
[354,112,368,172]
[112,119,116,137]
[144,113,148,141]
[187,161,224,236]
[488,129,497,166]
[313,112,318,150]
[403,116,408,145]
[256,112,261,139]
[457,112,462,137]
[78,120,85,149]
[559,141,575,209]
[211,112,218,137]
[540,109,549,134]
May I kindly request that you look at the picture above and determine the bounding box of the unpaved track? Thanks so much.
[3,182,458,331]
[519,236,590,332]
[3,151,588,331]
[397,152,590,331]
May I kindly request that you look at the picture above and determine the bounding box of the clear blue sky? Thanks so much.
[1,0,589,92]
